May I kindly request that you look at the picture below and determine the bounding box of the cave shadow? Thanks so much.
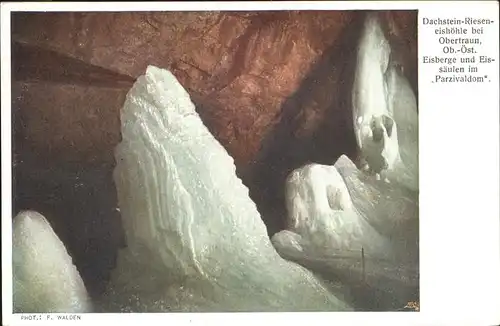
[248,11,367,237]
[11,71,130,300]
[13,157,126,300]
[10,21,136,298]
[11,41,136,89]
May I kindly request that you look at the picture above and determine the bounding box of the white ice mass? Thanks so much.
[102,65,351,312]
[271,156,418,311]
[272,154,418,262]
[281,163,390,257]
[352,12,419,190]
[274,25,421,305]
[13,210,92,313]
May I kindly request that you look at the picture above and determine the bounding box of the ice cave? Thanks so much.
[11,10,419,312]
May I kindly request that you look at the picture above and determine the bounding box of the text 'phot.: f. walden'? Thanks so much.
[20,314,83,321]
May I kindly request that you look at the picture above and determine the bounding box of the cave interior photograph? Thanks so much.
[9,9,420,313]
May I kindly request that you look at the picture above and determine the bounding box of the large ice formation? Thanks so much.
[352,13,418,190]
[104,65,350,312]
[13,210,92,313]
[352,13,400,179]
[272,155,417,264]
[282,163,390,257]
[271,155,418,310]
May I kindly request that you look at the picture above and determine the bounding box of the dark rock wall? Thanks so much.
[11,10,417,298]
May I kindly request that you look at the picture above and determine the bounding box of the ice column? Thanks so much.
[352,12,416,185]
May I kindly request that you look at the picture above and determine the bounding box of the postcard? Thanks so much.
[1,1,499,326]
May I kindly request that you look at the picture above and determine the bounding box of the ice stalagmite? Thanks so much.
[105,65,350,312]
[13,211,92,313]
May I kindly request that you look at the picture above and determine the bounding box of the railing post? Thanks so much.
[361,247,365,283]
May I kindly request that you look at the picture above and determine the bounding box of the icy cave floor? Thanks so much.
[13,159,419,313]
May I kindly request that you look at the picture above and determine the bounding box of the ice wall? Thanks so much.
[385,63,419,190]
[105,65,350,312]
[12,211,92,313]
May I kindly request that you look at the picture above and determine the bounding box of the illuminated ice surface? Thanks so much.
[12,211,92,313]
[272,155,418,263]
[101,65,351,312]
[272,155,418,310]
[281,163,391,258]
[351,12,419,190]
[352,13,400,178]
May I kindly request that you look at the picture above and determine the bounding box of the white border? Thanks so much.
[2,1,499,326]
[1,1,498,12]
[1,0,14,321]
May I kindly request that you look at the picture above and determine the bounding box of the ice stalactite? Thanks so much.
[104,65,351,312]
[12,210,92,313]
